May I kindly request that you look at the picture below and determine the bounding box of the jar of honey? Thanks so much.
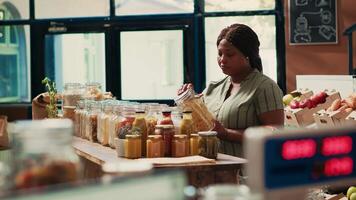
[159,125,175,157]
[190,134,199,155]
[172,135,189,157]
[146,135,164,158]
[124,135,142,159]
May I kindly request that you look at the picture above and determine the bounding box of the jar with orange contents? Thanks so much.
[146,135,164,158]
[190,134,199,155]
[160,125,175,157]
[172,135,189,157]
[124,135,142,159]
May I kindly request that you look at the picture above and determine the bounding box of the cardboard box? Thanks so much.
[290,88,313,101]
[284,91,341,127]
[314,109,352,128]
[344,111,356,126]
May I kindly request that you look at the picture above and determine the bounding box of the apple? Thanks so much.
[347,186,356,199]
[351,192,356,200]
[289,100,300,109]
[283,94,294,106]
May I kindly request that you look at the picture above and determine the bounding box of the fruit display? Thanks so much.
[327,93,356,112]
[284,90,341,127]
[347,186,356,200]
[282,88,313,106]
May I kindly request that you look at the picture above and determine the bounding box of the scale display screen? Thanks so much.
[264,131,356,189]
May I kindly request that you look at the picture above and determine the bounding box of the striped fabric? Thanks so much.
[203,69,283,157]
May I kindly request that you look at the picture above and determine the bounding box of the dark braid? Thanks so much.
[217,24,263,72]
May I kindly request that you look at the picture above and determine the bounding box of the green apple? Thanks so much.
[283,94,294,106]
[347,186,356,199]
[350,192,356,200]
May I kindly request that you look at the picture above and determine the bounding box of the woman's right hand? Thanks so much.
[177,83,194,95]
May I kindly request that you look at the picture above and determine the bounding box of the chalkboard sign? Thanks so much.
[289,0,337,45]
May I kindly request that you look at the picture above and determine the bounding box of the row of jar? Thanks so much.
[116,130,219,159]
[73,100,194,149]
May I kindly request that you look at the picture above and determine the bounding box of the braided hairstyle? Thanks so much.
[217,23,262,72]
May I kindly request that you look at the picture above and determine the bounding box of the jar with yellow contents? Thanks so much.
[190,133,199,155]
[172,135,189,157]
[146,135,164,158]
[124,135,142,159]
[132,111,148,157]
[198,131,219,159]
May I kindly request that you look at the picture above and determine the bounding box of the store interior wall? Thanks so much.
[284,0,356,92]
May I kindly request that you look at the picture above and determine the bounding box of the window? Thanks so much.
[205,15,277,84]
[115,0,194,16]
[205,0,275,12]
[0,0,29,20]
[120,30,184,100]
[44,33,106,92]
[35,0,110,19]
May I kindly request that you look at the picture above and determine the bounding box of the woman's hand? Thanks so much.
[177,83,194,95]
[212,120,228,139]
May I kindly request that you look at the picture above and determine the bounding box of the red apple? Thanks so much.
[289,100,300,109]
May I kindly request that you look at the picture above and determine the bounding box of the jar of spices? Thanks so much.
[160,125,175,157]
[146,135,164,158]
[124,135,142,159]
[10,119,81,190]
[172,135,188,157]
[198,131,219,159]
[175,88,215,132]
[190,133,199,155]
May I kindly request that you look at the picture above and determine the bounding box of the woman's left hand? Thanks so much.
[212,120,228,139]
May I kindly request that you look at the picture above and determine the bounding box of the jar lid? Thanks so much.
[198,131,218,136]
[160,125,174,129]
[191,133,199,137]
[174,134,187,139]
[126,134,141,139]
[148,135,162,139]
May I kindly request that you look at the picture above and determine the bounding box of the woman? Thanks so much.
[178,23,284,157]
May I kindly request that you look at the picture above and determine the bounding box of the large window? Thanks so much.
[0,0,284,103]
[120,30,184,100]
[0,3,30,103]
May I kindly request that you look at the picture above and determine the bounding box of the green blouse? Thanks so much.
[203,69,283,157]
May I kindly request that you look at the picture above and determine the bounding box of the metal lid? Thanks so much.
[190,133,199,137]
[125,134,141,139]
[160,125,174,129]
[174,134,187,139]
[198,131,218,137]
[148,135,162,139]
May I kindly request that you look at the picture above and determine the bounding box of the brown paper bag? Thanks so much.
[0,115,9,149]
[32,93,50,119]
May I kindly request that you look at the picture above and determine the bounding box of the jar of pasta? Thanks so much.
[124,135,142,159]
[190,133,199,155]
[146,135,164,158]
[175,88,214,132]
[198,131,219,159]
[172,135,188,157]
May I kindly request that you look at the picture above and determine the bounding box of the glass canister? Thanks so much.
[62,83,83,120]
[159,125,175,157]
[73,100,84,137]
[172,135,189,157]
[175,88,214,132]
[108,104,121,148]
[180,111,194,138]
[158,110,173,125]
[146,135,164,158]
[80,100,90,139]
[10,119,81,190]
[171,107,182,135]
[124,135,142,159]
[198,131,219,159]
[97,102,112,146]
[190,134,199,156]
[132,111,148,157]
[85,101,101,142]
[84,82,102,101]
[145,104,162,135]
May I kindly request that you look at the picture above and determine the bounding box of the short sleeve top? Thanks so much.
[203,69,283,157]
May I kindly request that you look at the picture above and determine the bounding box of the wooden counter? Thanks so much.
[73,137,247,187]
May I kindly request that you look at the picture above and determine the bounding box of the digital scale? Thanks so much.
[245,126,356,200]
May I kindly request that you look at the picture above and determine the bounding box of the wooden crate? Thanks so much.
[313,109,352,128]
[284,91,341,127]
[343,111,356,126]
[290,88,313,101]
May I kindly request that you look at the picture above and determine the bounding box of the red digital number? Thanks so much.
[282,139,316,160]
[322,136,352,156]
[324,157,353,177]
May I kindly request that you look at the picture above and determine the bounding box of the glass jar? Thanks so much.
[180,111,194,138]
[159,125,175,157]
[171,107,182,135]
[145,104,162,135]
[85,101,101,142]
[190,134,199,156]
[10,119,81,190]
[175,88,215,132]
[146,135,164,158]
[80,100,90,139]
[158,110,173,125]
[124,135,142,159]
[62,83,83,120]
[73,100,84,137]
[108,104,121,148]
[198,131,219,159]
[84,82,102,101]
[132,111,148,157]
[97,102,112,146]
[172,135,188,157]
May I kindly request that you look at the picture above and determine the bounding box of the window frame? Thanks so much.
[0,0,286,106]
